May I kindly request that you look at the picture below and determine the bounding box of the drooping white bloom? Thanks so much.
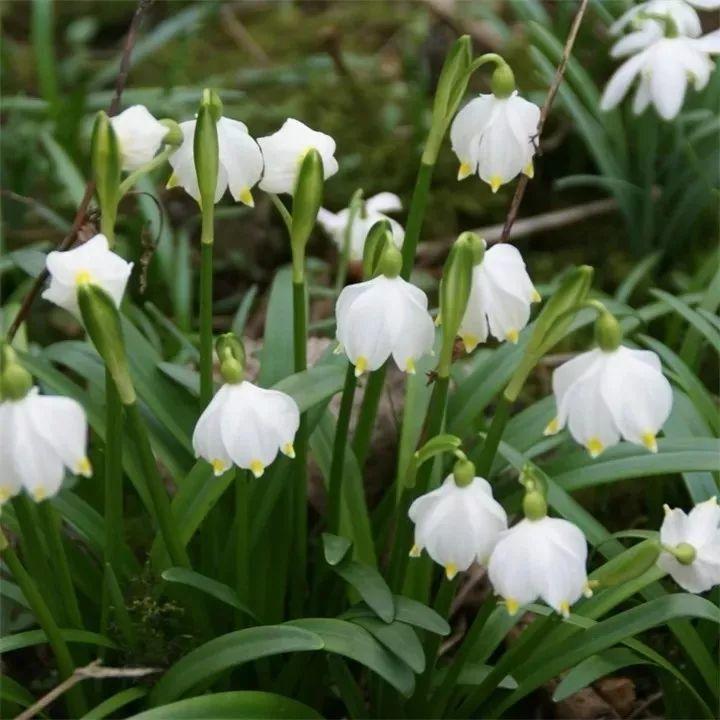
[257,119,338,195]
[0,389,91,503]
[601,31,720,120]
[335,275,435,376]
[110,105,169,171]
[42,234,133,317]
[192,381,299,478]
[317,193,405,261]
[458,241,539,351]
[658,498,720,593]
[168,117,263,206]
[451,92,540,193]
[408,474,508,579]
[544,346,673,458]
[488,516,590,617]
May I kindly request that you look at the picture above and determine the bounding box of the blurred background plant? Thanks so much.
[1,1,718,719]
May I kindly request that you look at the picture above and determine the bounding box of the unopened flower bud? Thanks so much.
[290,148,324,281]
[194,92,220,213]
[590,538,661,589]
[362,219,392,279]
[91,111,121,236]
[216,333,246,385]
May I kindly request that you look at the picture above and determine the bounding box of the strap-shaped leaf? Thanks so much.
[350,616,425,674]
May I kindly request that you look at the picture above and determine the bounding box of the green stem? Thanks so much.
[36,501,83,630]
[475,394,513,478]
[328,364,357,532]
[290,278,308,615]
[335,193,362,294]
[11,495,60,617]
[351,365,387,468]
[235,470,250,617]
[401,161,434,280]
[388,375,450,592]
[104,370,123,580]
[429,596,495,716]
[2,540,87,717]
[124,402,190,569]
[199,213,214,409]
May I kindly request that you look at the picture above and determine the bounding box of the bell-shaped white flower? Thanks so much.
[609,0,703,58]
[450,92,540,193]
[192,381,299,478]
[488,516,589,617]
[408,474,508,579]
[110,105,169,171]
[458,241,539,351]
[317,193,404,261]
[545,346,673,458]
[168,116,263,206]
[42,234,133,317]
[257,118,338,195]
[335,270,435,377]
[600,31,720,120]
[0,388,91,503]
[658,498,720,593]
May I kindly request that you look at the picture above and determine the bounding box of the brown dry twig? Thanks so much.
[14,660,160,720]
[6,0,154,343]
[499,0,590,245]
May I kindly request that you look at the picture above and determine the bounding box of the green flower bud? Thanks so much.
[290,148,324,282]
[671,542,696,565]
[595,309,622,352]
[216,333,246,384]
[203,88,223,122]
[91,111,121,238]
[523,489,548,521]
[77,283,136,405]
[0,362,33,401]
[362,219,392,279]
[452,458,475,488]
[590,539,661,589]
[160,119,184,147]
[194,91,220,214]
[490,62,516,98]
[437,232,476,376]
[377,242,402,278]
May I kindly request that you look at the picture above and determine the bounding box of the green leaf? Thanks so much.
[342,595,451,637]
[0,674,37,709]
[232,285,258,337]
[82,688,148,719]
[433,661,517,689]
[650,288,720,355]
[40,130,86,206]
[332,558,395,624]
[288,618,415,697]
[149,626,324,705]
[553,649,651,701]
[161,568,256,620]
[274,363,346,412]
[0,629,116,654]
[350,616,425,674]
[129,692,321,720]
[322,533,352,566]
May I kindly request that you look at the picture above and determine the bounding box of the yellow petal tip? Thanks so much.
[505,597,520,616]
[211,458,227,476]
[249,460,264,478]
[457,161,472,181]
[586,437,604,458]
[238,187,254,207]
[405,358,416,375]
[460,333,479,353]
[543,417,560,436]
[74,269,93,286]
[409,544,422,558]
[523,162,535,179]
[559,600,571,618]
[531,289,541,303]
[32,487,47,502]
[444,563,458,580]
[166,172,179,189]
[0,487,12,504]
[641,431,657,453]
[76,456,93,477]
[489,175,503,193]
[354,356,368,377]
[282,442,296,459]
[505,329,519,344]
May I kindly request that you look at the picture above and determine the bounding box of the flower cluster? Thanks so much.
[602,0,720,119]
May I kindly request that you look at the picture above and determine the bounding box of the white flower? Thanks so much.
[335,275,435,376]
[110,105,169,171]
[458,241,539,351]
[658,498,720,593]
[168,117,263,206]
[488,516,590,617]
[600,31,720,120]
[257,118,338,195]
[317,193,405,261]
[450,91,540,193]
[545,346,673,458]
[192,381,299,478]
[0,388,91,503]
[42,234,133,317]
[408,475,508,579]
